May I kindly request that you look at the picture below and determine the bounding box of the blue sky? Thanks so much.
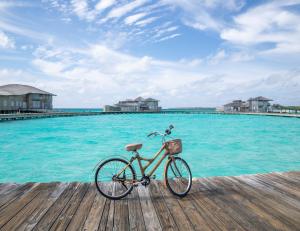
[0,0,299,108]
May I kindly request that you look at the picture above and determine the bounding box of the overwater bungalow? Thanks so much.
[224,96,273,113]
[104,97,161,112]
[0,84,55,113]
[223,100,249,112]
[248,96,272,112]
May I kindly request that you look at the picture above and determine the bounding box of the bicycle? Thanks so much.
[95,125,192,200]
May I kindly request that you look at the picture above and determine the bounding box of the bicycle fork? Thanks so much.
[170,158,182,178]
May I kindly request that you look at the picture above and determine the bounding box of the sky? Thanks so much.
[0,0,299,108]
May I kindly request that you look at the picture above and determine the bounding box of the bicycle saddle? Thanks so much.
[125,143,142,151]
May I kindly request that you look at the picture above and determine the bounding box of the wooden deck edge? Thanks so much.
[1,170,299,184]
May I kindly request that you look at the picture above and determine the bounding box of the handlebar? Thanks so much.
[147,124,174,137]
[147,132,157,137]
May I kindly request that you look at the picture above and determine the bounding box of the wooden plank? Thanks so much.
[32,182,79,230]
[227,176,300,230]
[98,182,114,231]
[239,175,300,210]
[127,187,146,231]
[253,176,300,213]
[170,182,212,231]
[113,183,129,231]
[236,176,300,222]
[149,181,178,231]
[0,183,19,195]
[216,176,295,231]
[1,183,59,231]
[137,185,162,231]
[157,181,193,231]
[256,174,300,199]
[0,183,35,210]
[19,183,69,231]
[187,195,222,231]
[191,180,246,231]
[98,197,111,231]
[105,183,115,231]
[66,183,96,230]
[82,189,106,231]
[281,171,300,181]
[49,183,89,231]
[199,177,275,231]
[0,183,41,229]
[273,173,300,187]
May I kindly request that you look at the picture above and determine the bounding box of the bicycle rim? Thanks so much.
[165,157,192,197]
[95,158,135,200]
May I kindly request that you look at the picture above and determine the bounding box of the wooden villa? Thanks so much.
[0,84,55,113]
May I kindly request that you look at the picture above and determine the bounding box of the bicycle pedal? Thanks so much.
[152,175,156,179]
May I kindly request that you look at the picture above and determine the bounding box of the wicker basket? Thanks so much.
[166,139,182,155]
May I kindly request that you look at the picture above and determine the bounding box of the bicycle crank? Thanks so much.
[141,176,151,186]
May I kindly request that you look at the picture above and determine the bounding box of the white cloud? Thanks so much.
[27,42,300,107]
[0,1,50,42]
[202,0,245,11]
[0,30,15,49]
[102,0,147,22]
[153,26,178,38]
[71,0,88,17]
[32,59,66,77]
[161,0,245,31]
[208,49,227,64]
[157,33,180,42]
[1,1,300,107]
[229,51,253,62]
[0,68,22,78]
[71,0,97,22]
[220,1,300,54]
[0,1,33,10]
[135,16,159,27]
[95,0,116,11]
[207,49,254,64]
[124,12,147,25]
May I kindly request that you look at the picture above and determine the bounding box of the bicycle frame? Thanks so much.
[116,142,173,181]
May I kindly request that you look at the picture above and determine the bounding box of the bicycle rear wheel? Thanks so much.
[165,156,192,197]
[95,158,136,200]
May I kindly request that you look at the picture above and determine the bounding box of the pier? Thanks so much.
[0,110,299,122]
[0,111,219,122]
[0,171,299,230]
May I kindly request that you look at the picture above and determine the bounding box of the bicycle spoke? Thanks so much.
[95,158,135,199]
[166,157,191,196]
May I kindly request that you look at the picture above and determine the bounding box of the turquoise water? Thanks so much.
[0,113,299,182]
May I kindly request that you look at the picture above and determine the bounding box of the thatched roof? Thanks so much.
[0,84,55,96]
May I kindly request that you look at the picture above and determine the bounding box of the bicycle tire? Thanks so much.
[164,156,192,197]
[95,158,136,200]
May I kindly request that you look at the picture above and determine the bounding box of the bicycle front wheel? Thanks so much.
[165,156,192,197]
[95,158,136,200]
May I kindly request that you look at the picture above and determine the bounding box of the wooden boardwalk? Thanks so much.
[1,111,299,122]
[0,111,220,122]
[0,171,299,230]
